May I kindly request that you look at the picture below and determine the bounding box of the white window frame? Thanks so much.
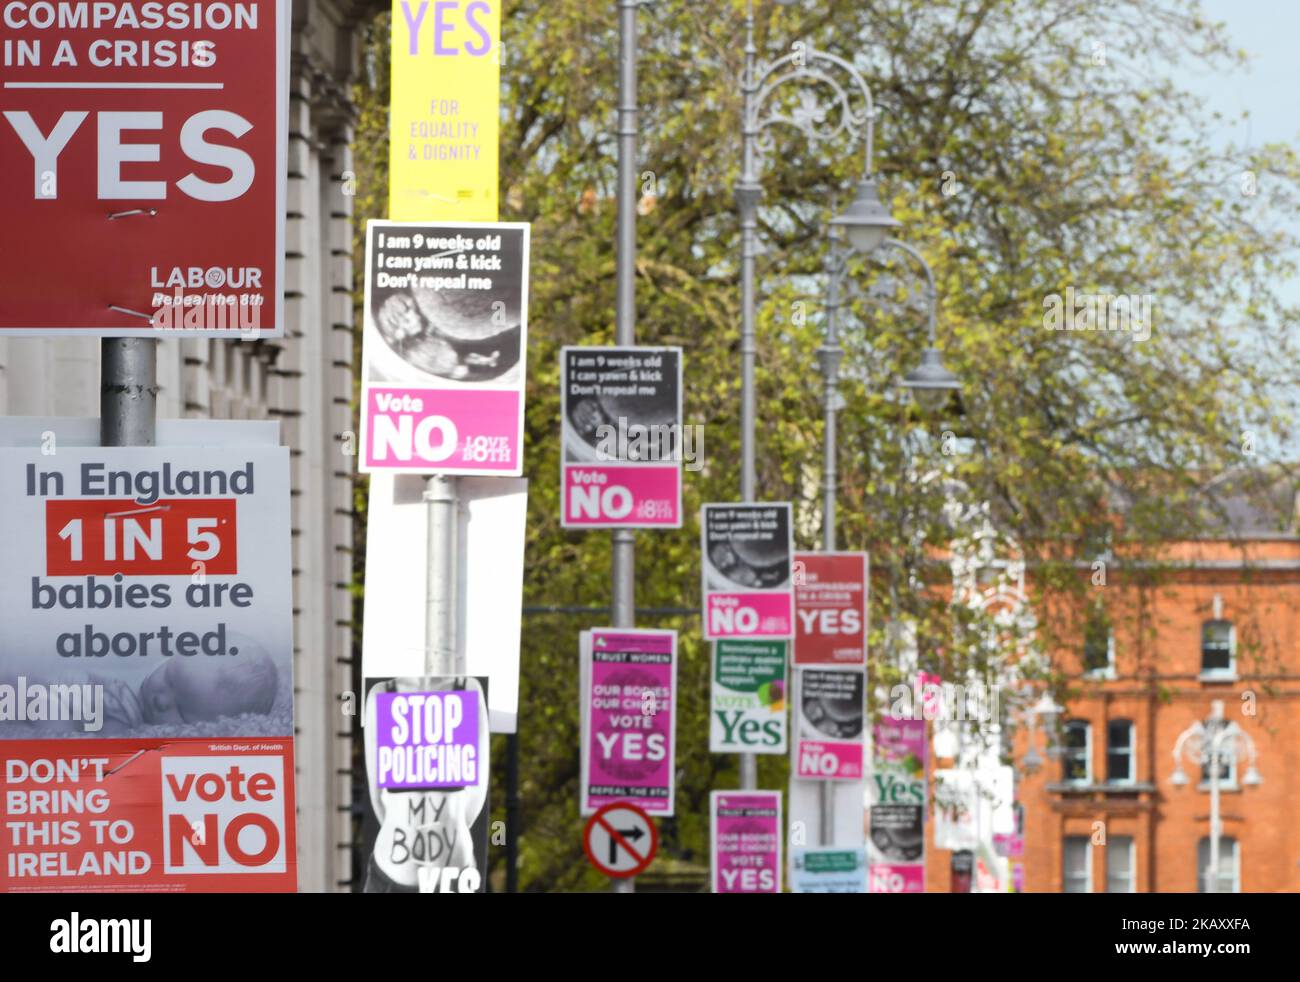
[1106,719,1135,785]
[1199,620,1236,681]
[1197,837,1240,893]
[1064,836,1092,893]
[1106,835,1136,893]
[1199,748,1237,790]
[1062,720,1092,785]
[1084,619,1115,679]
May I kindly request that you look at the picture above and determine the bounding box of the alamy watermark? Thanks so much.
[1043,286,1153,342]
[0,677,104,732]
[885,676,1001,725]
[594,416,704,472]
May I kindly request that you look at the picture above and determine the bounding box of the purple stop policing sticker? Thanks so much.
[375,690,480,789]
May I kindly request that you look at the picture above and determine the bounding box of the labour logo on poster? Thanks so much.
[0,0,287,336]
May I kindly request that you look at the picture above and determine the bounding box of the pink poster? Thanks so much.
[561,347,683,528]
[701,503,794,640]
[580,629,677,816]
[868,718,927,893]
[360,222,529,475]
[794,669,866,781]
[710,791,781,893]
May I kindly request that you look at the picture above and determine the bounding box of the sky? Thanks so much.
[1175,0,1300,303]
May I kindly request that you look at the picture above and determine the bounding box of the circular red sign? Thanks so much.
[582,802,659,878]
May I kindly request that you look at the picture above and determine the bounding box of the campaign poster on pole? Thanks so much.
[710,791,781,894]
[790,847,867,893]
[0,0,288,336]
[788,778,865,852]
[932,767,976,851]
[360,221,530,475]
[709,640,786,755]
[361,473,526,733]
[360,676,490,893]
[579,629,676,816]
[560,346,683,528]
[793,552,867,667]
[701,503,793,640]
[389,0,500,222]
[0,443,296,892]
[868,718,927,893]
[793,668,865,781]
[950,849,973,893]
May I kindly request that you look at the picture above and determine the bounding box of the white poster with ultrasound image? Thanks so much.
[361,474,526,733]
[0,444,294,740]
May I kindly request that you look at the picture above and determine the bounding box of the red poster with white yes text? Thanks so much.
[794,552,867,667]
[0,0,287,335]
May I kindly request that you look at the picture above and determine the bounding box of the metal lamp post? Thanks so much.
[1170,700,1261,893]
[818,236,959,553]
[1018,693,1064,775]
[815,231,958,844]
[736,0,892,790]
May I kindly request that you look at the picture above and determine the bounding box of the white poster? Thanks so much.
[361,474,525,732]
[0,444,294,740]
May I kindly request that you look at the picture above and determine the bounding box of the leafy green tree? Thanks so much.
[350,0,1299,890]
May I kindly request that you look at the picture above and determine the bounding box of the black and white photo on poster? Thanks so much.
[561,347,682,463]
[364,222,529,388]
[869,804,925,864]
[0,442,294,741]
[702,504,793,591]
[361,676,490,894]
[797,669,865,742]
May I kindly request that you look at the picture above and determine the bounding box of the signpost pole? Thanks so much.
[612,0,639,895]
[424,474,459,676]
[100,338,157,448]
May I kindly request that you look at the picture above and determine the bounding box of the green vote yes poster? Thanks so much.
[709,640,787,754]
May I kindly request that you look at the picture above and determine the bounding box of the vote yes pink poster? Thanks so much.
[710,791,781,894]
[579,629,676,816]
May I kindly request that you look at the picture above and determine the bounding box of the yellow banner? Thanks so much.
[389,1,500,221]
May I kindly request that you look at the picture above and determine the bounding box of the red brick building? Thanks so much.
[927,493,1300,892]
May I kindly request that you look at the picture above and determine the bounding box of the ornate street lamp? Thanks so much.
[1170,700,1261,893]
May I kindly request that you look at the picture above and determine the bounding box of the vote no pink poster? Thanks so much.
[561,346,683,528]
[360,222,530,475]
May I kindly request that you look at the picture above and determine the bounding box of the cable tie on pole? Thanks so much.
[108,305,155,321]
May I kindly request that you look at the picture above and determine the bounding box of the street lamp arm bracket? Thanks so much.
[748,47,877,178]
[882,237,938,345]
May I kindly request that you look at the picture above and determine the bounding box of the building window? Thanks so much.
[1199,732,1236,786]
[1064,836,1092,893]
[1084,608,1113,676]
[1062,720,1091,784]
[1201,620,1235,678]
[1197,837,1239,893]
[1106,720,1134,784]
[1107,836,1135,893]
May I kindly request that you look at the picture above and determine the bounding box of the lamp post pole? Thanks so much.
[612,0,638,633]
[1170,700,1261,893]
[611,0,640,894]
[815,226,957,847]
[814,232,846,844]
[735,0,881,793]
